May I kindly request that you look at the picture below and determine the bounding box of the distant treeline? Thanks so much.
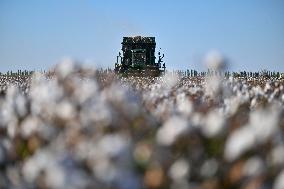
[94,68,284,78]
[0,70,37,76]
[169,69,284,78]
[0,68,283,78]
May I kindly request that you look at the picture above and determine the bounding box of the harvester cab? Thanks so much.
[115,36,165,76]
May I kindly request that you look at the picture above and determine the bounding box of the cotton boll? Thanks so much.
[200,158,218,178]
[93,159,117,183]
[6,85,19,100]
[169,159,190,181]
[224,97,240,115]
[274,170,284,189]
[248,109,279,143]
[3,86,23,118]
[253,86,264,97]
[45,164,65,189]
[55,101,76,121]
[205,50,226,71]
[31,72,45,86]
[224,126,255,162]
[270,145,284,166]
[21,116,39,138]
[176,93,193,116]
[74,79,98,104]
[55,58,77,79]
[30,80,63,115]
[7,118,18,138]
[6,166,22,187]
[157,116,189,146]
[160,72,179,89]
[202,110,226,138]
[0,102,15,129]
[82,99,112,128]
[191,113,203,128]
[14,93,28,117]
[22,150,51,182]
[23,149,67,188]
[250,97,258,109]
[37,122,57,141]
[103,83,140,118]
[97,134,130,158]
[205,76,221,97]
[242,156,265,177]
[264,82,272,93]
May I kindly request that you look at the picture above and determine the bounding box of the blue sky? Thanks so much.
[0,0,284,72]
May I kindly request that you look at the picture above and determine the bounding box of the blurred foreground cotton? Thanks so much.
[0,60,284,189]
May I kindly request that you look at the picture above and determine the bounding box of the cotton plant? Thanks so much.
[0,59,284,189]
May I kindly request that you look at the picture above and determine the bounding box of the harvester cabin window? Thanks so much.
[132,49,146,66]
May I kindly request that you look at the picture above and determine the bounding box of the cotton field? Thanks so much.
[0,60,284,189]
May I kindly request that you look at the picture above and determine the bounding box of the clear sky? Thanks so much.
[1,0,284,72]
